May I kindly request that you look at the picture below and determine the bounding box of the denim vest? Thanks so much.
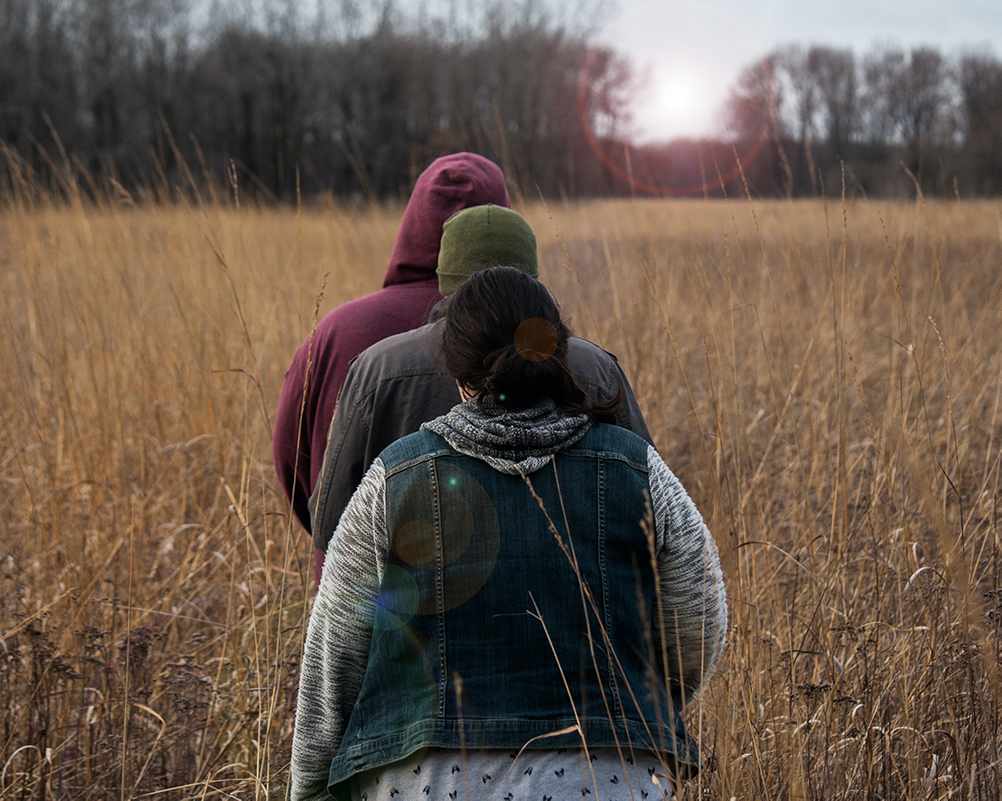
[327,424,698,797]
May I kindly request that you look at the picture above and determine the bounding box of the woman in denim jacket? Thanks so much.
[292,267,727,801]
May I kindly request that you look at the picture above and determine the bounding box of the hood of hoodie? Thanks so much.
[382,152,511,288]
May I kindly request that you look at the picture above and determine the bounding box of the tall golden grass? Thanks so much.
[1,179,1001,798]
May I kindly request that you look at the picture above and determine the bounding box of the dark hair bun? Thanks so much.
[442,267,621,422]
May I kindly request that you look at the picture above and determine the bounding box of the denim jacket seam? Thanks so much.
[596,457,625,722]
[336,715,655,754]
[427,458,448,716]
[383,448,453,477]
[560,448,649,472]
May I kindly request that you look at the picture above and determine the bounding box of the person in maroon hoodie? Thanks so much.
[272,153,511,535]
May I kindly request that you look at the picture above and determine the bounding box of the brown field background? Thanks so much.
[2,185,1001,799]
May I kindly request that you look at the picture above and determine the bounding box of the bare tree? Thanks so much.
[809,45,858,156]
[725,54,781,141]
[958,49,1002,194]
[723,54,789,195]
[778,46,818,146]
[773,45,821,193]
[894,47,947,176]
[0,0,78,170]
[861,46,905,146]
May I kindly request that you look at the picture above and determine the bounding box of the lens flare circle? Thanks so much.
[514,317,559,362]
[387,463,501,616]
[373,564,420,630]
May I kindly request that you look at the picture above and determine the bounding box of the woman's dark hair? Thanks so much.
[442,266,621,423]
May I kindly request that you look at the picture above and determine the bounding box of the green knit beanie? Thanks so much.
[437,204,538,295]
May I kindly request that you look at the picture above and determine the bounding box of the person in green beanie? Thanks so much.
[308,204,653,564]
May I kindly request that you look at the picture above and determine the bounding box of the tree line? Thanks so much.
[710,42,1002,197]
[0,0,631,201]
[2,1,1000,200]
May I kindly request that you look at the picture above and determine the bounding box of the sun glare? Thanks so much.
[657,72,700,120]
[638,66,707,141]
[599,1,767,143]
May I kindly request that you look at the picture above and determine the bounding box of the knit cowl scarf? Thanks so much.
[421,396,591,476]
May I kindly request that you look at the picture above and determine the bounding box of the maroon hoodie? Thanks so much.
[273,153,511,542]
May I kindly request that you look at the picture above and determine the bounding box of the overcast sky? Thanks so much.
[603,0,1002,141]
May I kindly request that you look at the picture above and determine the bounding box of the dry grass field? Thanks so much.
[2,180,1001,798]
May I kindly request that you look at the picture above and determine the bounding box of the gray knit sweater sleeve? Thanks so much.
[648,446,727,706]
[291,458,388,801]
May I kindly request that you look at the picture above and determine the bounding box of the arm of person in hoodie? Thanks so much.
[291,459,388,801]
[273,338,316,534]
[647,446,727,707]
